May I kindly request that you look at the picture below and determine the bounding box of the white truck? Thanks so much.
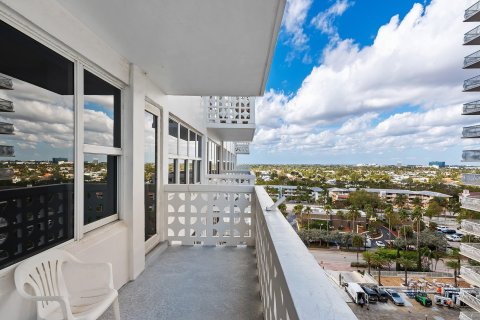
[345,282,368,305]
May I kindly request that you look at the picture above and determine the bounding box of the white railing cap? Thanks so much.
[255,186,357,320]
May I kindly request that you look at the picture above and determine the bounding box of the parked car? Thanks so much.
[455,233,464,238]
[386,289,405,306]
[373,287,388,302]
[446,234,454,241]
[443,229,456,234]
[415,292,432,307]
[361,285,378,304]
[436,226,448,232]
[451,235,462,242]
[376,241,385,248]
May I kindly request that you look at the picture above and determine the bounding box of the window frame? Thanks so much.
[77,65,124,237]
[167,115,202,185]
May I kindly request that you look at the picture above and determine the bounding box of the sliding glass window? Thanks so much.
[0,20,74,269]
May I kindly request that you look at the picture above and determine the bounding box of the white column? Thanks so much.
[122,64,146,280]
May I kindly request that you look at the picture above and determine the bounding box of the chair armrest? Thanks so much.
[63,261,115,296]
[29,296,73,319]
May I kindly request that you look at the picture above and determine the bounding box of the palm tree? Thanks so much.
[412,205,423,270]
[348,206,360,233]
[394,194,408,209]
[445,260,460,287]
[352,234,364,263]
[324,204,333,234]
[397,257,416,286]
[371,254,388,286]
[362,251,374,274]
[304,206,313,230]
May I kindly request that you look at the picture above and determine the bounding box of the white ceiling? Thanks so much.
[57,0,285,96]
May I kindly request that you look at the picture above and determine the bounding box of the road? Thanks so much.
[369,226,396,249]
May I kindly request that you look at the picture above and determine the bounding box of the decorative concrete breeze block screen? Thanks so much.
[206,96,254,125]
[166,188,254,246]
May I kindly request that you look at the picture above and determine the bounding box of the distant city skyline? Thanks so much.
[247,0,476,165]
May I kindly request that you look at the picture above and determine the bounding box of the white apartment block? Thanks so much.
[459,1,480,319]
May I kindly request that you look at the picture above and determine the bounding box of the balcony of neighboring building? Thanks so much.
[461,193,480,212]
[465,26,480,45]
[466,1,480,22]
[206,170,256,185]
[462,266,480,287]
[466,50,480,69]
[205,96,256,142]
[463,125,480,138]
[464,150,480,162]
[461,311,480,320]
[461,289,480,313]
[464,75,480,91]
[461,243,480,262]
[464,101,480,115]
[463,173,480,186]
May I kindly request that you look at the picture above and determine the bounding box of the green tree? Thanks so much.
[278,203,287,217]
[371,254,389,286]
[304,206,313,230]
[397,257,416,286]
[445,260,460,287]
[352,234,364,263]
[394,194,408,209]
[362,251,375,274]
[348,206,360,233]
[425,201,442,221]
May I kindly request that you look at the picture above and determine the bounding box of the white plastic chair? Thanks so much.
[14,249,120,320]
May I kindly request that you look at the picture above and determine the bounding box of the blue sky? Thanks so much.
[246,0,477,166]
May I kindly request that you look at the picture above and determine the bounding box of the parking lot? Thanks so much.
[348,292,461,320]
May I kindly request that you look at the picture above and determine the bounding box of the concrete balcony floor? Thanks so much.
[100,245,262,320]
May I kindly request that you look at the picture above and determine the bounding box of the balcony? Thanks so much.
[206,171,256,185]
[463,150,480,162]
[465,75,480,91]
[139,184,356,319]
[463,125,480,138]
[462,266,480,287]
[205,96,256,141]
[461,243,480,262]
[464,101,480,115]
[466,51,480,69]
[465,26,480,45]
[466,1,480,22]
[461,289,480,313]
[462,219,480,237]
[461,193,480,212]
[235,142,250,154]
[463,174,480,186]
[461,311,480,320]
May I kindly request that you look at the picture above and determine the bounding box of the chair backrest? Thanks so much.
[14,249,74,319]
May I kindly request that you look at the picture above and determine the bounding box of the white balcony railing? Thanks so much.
[464,150,480,162]
[206,172,256,185]
[461,289,480,312]
[461,195,480,212]
[463,174,480,186]
[460,311,480,320]
[163,185,357,319]
[165,184,255,246]
[460,266,480,286]
[462,266,480,287]
[461,243,480,262]
[464,125,480,138]
[465,26,480,44]
[205,96,255,126]
[235,142,250,154]
[466,1,480,20]
[466,51,480,68]
[464,101,480,115]
[254,186,357,320]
